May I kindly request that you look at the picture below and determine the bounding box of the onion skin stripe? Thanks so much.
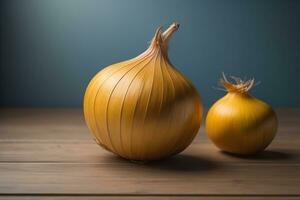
[103,53,155,155]
[117,54,157,158]
[129,75,146,158]
[138,50,159,159]
[91,48,157,154]
[88,60,139,150]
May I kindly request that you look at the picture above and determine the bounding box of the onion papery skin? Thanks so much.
[84,23,203,161]
[206,77,278,155]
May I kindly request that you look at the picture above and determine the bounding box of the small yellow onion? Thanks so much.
[206,74,278,155]
[84,23,203,161]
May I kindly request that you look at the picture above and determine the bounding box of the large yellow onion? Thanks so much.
[206,74,278,155]
[84,23,203,161]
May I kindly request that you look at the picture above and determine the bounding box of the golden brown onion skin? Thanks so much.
[206,92,278,155]
[84,23,203,161]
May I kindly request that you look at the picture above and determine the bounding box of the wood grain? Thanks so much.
[0,108,299,199]
[0,162,300,194]
[0,197,299,200]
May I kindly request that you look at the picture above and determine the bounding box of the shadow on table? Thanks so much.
[104,153,220,172]
[221,150,294,161]
[145,154,219,172]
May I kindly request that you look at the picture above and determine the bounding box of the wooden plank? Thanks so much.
[0,107,299,163]
[0,108,299,197]
[0,162,299,195]
[0,108,89,140]
[0,142,298,164]
[0,196,299,200]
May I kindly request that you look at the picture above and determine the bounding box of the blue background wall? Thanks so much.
[1,0,299,107]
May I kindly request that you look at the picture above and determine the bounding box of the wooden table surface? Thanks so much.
[0,108,299,199]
